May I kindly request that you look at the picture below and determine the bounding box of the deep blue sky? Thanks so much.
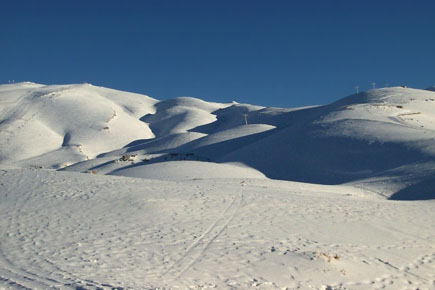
[1,0,434,107]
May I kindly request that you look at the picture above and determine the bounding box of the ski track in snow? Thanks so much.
[0,173,61,289]
[0,172,125,290]
[1,84,435,289]
[0,170,434,289]
[161,182,245,283]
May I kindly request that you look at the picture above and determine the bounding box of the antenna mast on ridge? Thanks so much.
[243,114,248,125]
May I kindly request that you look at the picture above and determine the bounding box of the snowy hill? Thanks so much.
[1,82,435,289]
[0,82,158,168]
[1,83,435,199]
[220,87,435,199]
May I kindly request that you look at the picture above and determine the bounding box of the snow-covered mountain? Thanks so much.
[1,82,434,289]
[2,82,434,199]
[0,82,157,167]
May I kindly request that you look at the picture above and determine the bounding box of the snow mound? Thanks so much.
[110,160,267,180]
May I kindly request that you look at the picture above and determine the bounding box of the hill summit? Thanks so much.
[1,82,435,200]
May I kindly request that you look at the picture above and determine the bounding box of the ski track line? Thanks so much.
[40,257,125,290]
[0,175,62,289]
[0,90,31,129]
[0,274,35,290]
[0,87,70,148]
[174,191,244,281]
[0,89,46,134]
[0,269,45,290]
[0,172,120,290]
[161,187,244,282]
[400,251,434,283]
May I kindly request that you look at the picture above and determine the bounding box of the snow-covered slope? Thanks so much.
[2,83,435,199]
[0,82,158,168]
[140,97,230,137]
[219,87,435,199]
[111,161,266,180]
[0,169,433,289]
[1,83,435,289]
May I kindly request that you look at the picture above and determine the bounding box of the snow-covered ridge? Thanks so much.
[0,83,158,167]
[1,83,435,289]
[1,83,435,199]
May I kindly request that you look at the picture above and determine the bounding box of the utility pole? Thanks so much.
[243,114,248,125]
[355,85,359,94]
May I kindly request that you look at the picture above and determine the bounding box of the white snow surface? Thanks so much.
[0,83,158,168]
[1,82,435,289]
[0,169,434,289]
[111,161,267,180]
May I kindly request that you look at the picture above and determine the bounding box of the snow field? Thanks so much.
[0,82,435,289]
[0,169,433,289]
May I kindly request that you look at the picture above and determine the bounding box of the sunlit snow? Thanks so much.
[0,82,434,289]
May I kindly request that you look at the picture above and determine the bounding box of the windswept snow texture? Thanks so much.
[0,169,434,289]
[1,82,435,289]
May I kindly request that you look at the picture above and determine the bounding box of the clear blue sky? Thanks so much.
[1,0,434,107]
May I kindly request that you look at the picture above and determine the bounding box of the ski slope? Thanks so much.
[0,82,434,289]
[0,169,434,289]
